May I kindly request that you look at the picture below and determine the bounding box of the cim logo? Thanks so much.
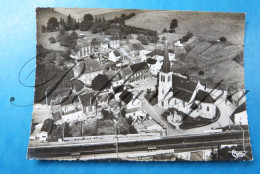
[229,149,247,159]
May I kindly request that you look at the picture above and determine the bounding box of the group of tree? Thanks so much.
[179,32,193,43]
[162,19,178,33]
[41,14,79,33]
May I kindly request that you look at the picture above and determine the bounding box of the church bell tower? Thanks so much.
[158,41,173,109]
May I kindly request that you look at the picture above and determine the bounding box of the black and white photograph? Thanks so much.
[27,8,252,161]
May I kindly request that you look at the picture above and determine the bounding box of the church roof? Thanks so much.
[195,90,215,103]
[171,74,198,102]
[161,43,171,73]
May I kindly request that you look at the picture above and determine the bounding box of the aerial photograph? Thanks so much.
[27,8,252,161]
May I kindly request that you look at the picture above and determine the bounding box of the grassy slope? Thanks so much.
[125,10,245,46]
[55,8,145,21]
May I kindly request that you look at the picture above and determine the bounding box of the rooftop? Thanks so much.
[130,62,149,73]
[74,59,103,77]
[40,118,54,132]
[79,92,95,107]
[71,79,85,92]
[171,74,198,102]
[195,90,215,103]
[119,90,134,104]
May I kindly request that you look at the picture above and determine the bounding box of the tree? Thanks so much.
[59,18,66,28]
[80,20,93,31]
[170,19,178,31]
[41,25,46,33]
[162,28,167,33]
[83,14,94,22]
[46,17,59,32]
[66,14,73,31]
[102,16,106,22]
[161,36,166,42]
[91,74,111,91]
[48,37,56,43]
[219,36,227,42]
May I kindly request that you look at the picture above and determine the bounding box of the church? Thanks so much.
[157,43,217,119]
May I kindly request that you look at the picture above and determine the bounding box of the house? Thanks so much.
[133,119,163,135]
[73,59,103,86]
[104,68,124,87]
[146,58,162,76]
[36,118,54,141]
[119,66,133,83]
[123,43,145,57]
[100,42,109,51]
[119,90,146,121]
[157,43,216,119]
[109,50,121,62]
[70,39,94,60]
[109,36,120,49]
[78,92,102,120]
[190,90,216,119]
[231,102,248,125]
[145,49,175,63]
[129,62,149,82]
[58,95,83,122]
[174,40,184,47]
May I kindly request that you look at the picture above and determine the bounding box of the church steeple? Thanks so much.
[161,40,171,73]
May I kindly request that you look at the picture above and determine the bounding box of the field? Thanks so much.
[125,10,245,46]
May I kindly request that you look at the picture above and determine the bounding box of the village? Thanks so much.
[27,10,251,161]
[30,30,248,144]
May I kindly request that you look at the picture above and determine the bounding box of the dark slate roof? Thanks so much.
[127,43,145,51]
[79,92,95,107]
[130,62,149,73]
[113,50,121,57]
[71,79,85,92]
[172,88,194,102]
[195,90,215,103]
[119,66,132,78]
[161,45,171,73]
[113,85,124,94]
[74,59,102,76]
[110,36,120,40]
[147,58,157,64]
[234,102,247,114]
[60,94,79,106]
[40,118,54,132]
[146,49,174,57]
[77,39,92,47]
[171,74,198,102]
[119,90,134,104]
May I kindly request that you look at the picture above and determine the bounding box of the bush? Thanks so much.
[48,37,56,43]
[219,36,227,42]
[162,28,168,33]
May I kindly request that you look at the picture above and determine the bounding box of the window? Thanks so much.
[207,106,209,112]
[162,89,164,94]
[199,105,202,110]
[161,75,165,82]
[168,75,171,82]
[162,101,164,106]
[182,101,185,107]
